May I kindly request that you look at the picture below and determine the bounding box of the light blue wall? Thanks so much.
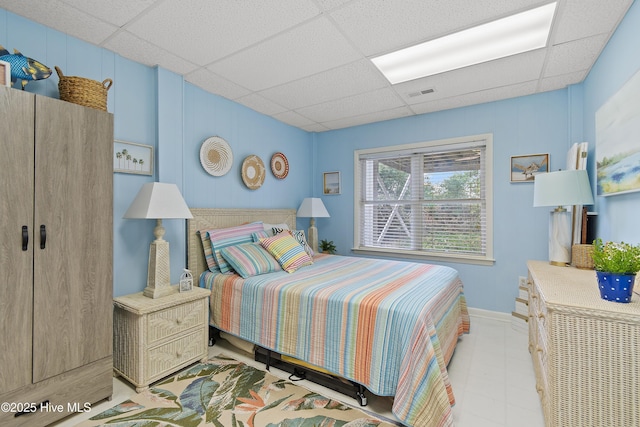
[1,9,313,298]
[315,90,577,312]
[582,0,640,244]
[4,1,640,312]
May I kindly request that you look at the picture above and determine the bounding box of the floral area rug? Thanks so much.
[78,354,398,427]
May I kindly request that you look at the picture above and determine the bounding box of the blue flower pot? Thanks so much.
[596,271,636,303]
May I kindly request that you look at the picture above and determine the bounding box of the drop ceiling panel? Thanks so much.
[60,0,158,27]
[330,0,542,56]
[552,0,633,44]
[296,87,405,123]
[544,34,609,77]
[0,0,116,45]
[0,0,633,132]
[125,0,321,66]
[207,17,361,92]
[103,31,199,75]
[258,59,388,110]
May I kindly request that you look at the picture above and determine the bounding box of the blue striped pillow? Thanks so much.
[208,222,265,274]
[219,243,281,278]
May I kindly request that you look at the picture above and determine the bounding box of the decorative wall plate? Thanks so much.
[270,152,289,179]
[241,155,266,190]
[200,136,233,176]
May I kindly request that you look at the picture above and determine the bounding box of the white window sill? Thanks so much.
[351,247,496,266]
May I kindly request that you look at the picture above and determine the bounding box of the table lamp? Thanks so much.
[533,170,594,266]
[297,197,330,254]
[124,182,193,298]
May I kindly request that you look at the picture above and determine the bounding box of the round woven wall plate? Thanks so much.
[200,136,233,176]
[270,152,289,179]
[241,155,266,190]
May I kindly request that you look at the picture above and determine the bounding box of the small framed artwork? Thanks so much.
[510,153,549,182]
[179,269,193,293]
[114,140,153,175]
[0,60,10,87]
[323,171,341,195]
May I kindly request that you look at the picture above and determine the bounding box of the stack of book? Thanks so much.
[511,280,529,333]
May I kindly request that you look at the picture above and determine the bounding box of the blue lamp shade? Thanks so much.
[533,170,594,266]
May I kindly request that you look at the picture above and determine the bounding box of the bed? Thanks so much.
[187,208,470,427]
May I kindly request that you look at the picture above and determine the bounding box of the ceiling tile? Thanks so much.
[207,16,361,92]
[235,93,288,116]
[330,0,541,56]
[544,34,609,77]
[321,106,414,130]
[259,59,388,110]
[185,68,251,100]
[410,81,538,115]
[0,0,116,45]
[125,0,320,66]
[539,70,587,92]
[553,0,633,44]
[273,110,318,127]
[395,49,546,104]
[103,31,199,75]
[296,87,405,123]
[61,0,158,27]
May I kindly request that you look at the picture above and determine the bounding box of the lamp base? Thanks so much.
[143,238,173,298]
[308,218,318,254]
[548,209,571,267]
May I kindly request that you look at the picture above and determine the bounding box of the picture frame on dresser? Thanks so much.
[114,140,153,175]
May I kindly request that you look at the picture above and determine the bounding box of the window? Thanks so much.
[354,134,493,265]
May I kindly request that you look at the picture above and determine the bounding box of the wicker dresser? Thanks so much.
[113,286,210,392]
[527,260,640,427]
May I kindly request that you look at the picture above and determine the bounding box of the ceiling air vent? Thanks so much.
[407,88,435,98]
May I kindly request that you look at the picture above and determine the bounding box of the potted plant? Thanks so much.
[319,239,336,254]
[592,238,640,303]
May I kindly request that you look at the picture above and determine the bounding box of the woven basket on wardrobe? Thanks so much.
[55,66,112,111]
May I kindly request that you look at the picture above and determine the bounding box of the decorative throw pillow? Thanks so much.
[259,233,313,273]
[273,229,314,257]
[263,223,289,232]
[198,229,218,272]
[252,230,271,242]
[208,222,265,274]
[219,243,281,279]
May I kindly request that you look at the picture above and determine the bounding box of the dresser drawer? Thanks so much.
[147,329,207,381]
[147,299,206,344]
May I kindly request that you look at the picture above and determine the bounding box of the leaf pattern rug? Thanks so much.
[78,354,399,427]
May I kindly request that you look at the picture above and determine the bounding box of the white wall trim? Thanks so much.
[468,307,512,323]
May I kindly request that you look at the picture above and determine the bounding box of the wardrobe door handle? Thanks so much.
[40,225,46,249]
[22,226,29,251]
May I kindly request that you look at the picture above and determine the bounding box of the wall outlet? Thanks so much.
[518,276,527,287]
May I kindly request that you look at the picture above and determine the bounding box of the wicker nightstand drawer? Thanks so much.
[147,299,206,344]
[113,286,211,392]
[147,329,206,380]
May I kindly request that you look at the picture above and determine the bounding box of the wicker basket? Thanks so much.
[572,244,595,269]
[55,66,112,111]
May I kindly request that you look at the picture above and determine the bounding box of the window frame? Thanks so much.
[353,133,494,266]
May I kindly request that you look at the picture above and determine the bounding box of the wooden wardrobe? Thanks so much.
[0,86,114,426]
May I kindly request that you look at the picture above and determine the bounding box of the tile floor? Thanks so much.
[53,313,544,426]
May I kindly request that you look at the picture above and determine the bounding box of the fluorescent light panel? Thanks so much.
[371,2,557,84]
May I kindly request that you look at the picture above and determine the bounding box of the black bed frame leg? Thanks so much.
[265,349,271,371]
[355,384,367,406]
[208,326,216,347]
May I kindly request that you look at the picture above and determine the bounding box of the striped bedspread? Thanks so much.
[201,253,470,427]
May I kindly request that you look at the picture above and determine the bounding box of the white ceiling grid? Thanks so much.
[0,0,632,132]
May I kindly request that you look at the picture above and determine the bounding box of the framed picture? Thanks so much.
[596,68,640,196]
[114,140,153,175]
[510,153,549,182]
[0,60,10,87]
[323,171,341,195]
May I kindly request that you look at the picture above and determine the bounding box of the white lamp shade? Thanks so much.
[533,170,594,207]
[297,197,330,218]
[123,182,193,219]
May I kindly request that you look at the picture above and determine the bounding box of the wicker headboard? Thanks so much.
[186,208,297,279]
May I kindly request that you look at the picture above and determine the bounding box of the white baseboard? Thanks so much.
[468,307,512,323]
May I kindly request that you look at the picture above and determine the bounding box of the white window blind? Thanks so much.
[355,135,493,263]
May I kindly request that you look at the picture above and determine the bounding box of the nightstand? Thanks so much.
[113,286,211,392]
